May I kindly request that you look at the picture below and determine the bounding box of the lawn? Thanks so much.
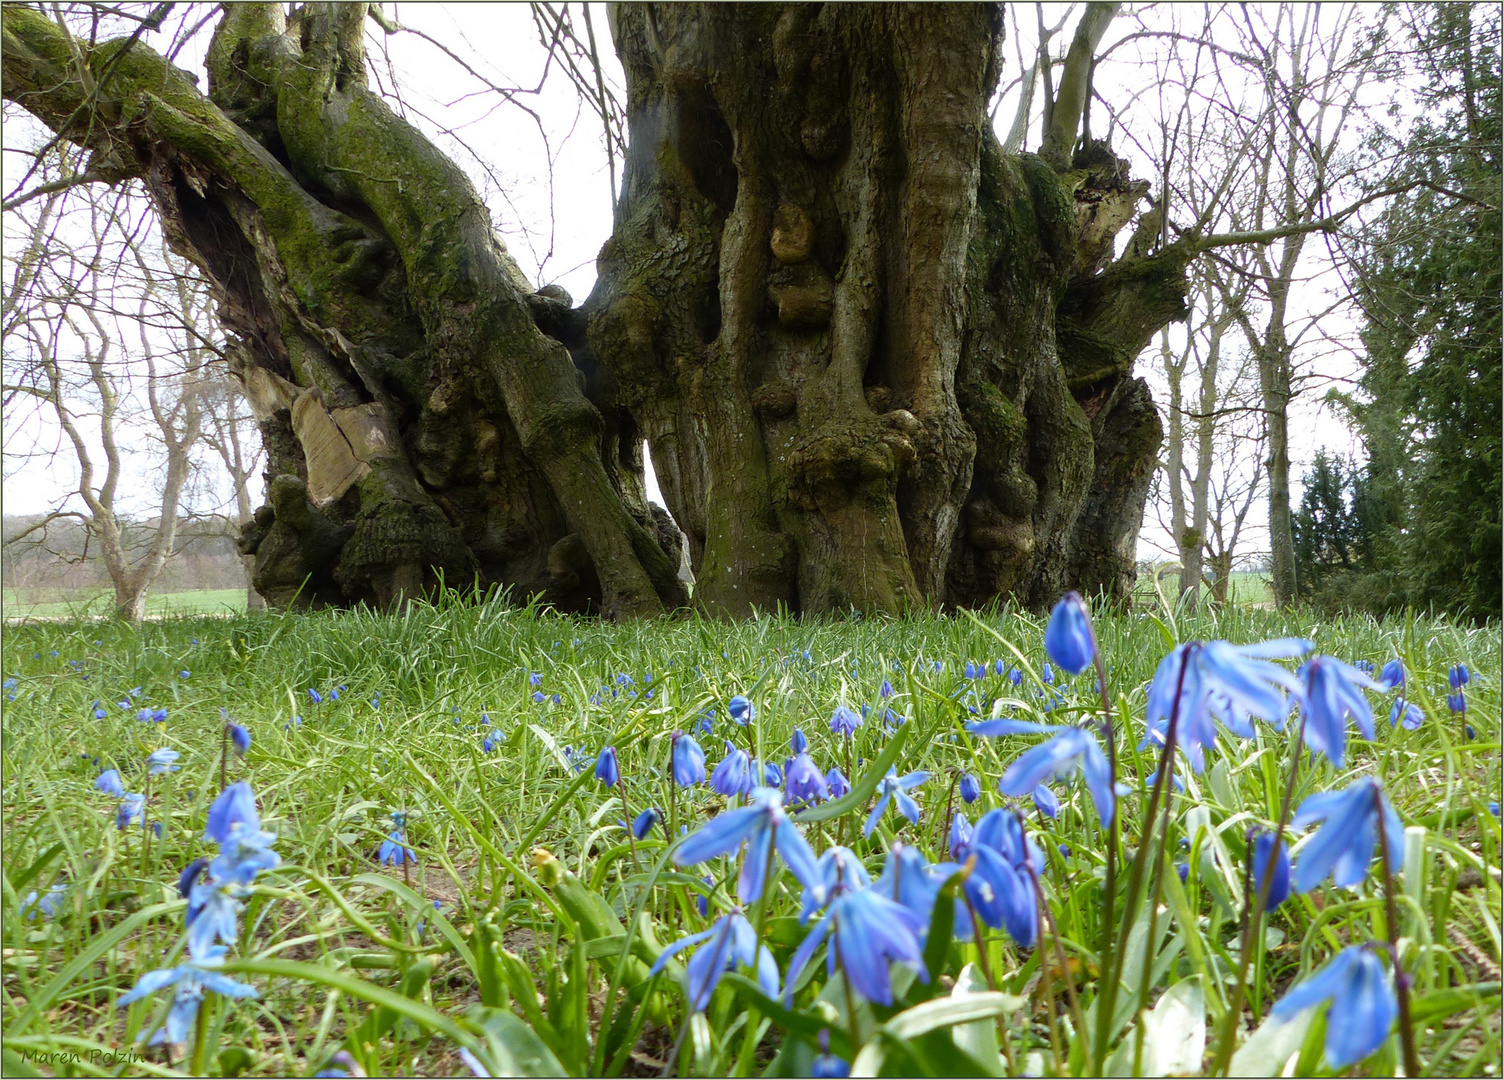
[1,595,1498,1077]
[3,590,249,621]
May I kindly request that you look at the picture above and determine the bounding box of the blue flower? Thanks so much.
[710,743,754,797]
[674,788,822,905]
[229,724,252,754]
[186,879,245,956]
[595,747,620,787]
[790,728,808,754]
[206,782,260,843]
[117,793,146,830]
[649,910,778,1012]
[695,709,714,736]
[1041,663,1055,685]
[95,769,125,797]
[1379,659,1406,691]
[20,883,68,920]
[728,695,755,726]
[481,729,501,754]
[628,807,661,839]
[1447,691,1466,714]
[1143,638,1311,772]
[136,708,154,723]
[1389,697,1423,730]
[863,768,928,838]
[786,883,928,1007]
[798,846,871,923]
[1449,664,1470,689]
[672,733,707,787]
[881,707,906,731]
[879,680,894,699]
[824,767,849,799]
[1269,946,1395,1068]
[147,749,181,775]
[378,829,418,866]
[965,808,1041,947]
[1291,777,1403,892]
[531,690,546,704]
[949,812,973,860]
[207,822,280,889]
[117,946,259,1045]
[1300,656,1383,768]
[1032,784,1059,820]
[179,670,190,680]
[309,689,323,704]
[974,721,1115,828]
[177,857,210,900]
[959,772,981,804]
[529,672,542,687]
[784,753,828,807]
[761,760,783,787]
[1250,830,1291,909]
[1044,592,1095,675]
[829,705,862,736]
[965,661,980,680]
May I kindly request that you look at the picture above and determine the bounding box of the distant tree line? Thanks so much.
[1294,3,1501,623]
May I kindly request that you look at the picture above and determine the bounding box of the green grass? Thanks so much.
[3,589,249,620]
[1,595,1498,1077]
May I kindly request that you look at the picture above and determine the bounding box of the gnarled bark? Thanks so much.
[3,2,686,615]
[588,4,1186,615]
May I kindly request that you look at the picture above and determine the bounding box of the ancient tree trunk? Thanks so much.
[588,3,1184,614]
[3,2,686,616]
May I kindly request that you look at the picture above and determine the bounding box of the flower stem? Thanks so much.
[1090,641,1121,1064]
[1131,805,1173,1077]
[618,778,642,874]
[220,723,229,791]
[190,990,212,1076]
[1032,867,1088,1051]
[1375,789,1423,1078]
[1095,644,1191,1072]
[1210,712,1307,1076]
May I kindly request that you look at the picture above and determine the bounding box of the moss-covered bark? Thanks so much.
[591,3,1188,614]
[5,1,1191,616]
[3,2,686,615]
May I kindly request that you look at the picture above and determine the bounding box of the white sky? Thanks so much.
[3,3,1399,573]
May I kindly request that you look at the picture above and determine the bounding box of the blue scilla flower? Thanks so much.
[881,707,906,731]
[863,768,929,838]
[784,752,828,807]
[117,793,146,830]
[966,808,1042,947]
[879,680,894,699]
[812,1030,851,1078]
[695,709,714,736]
[1143,638,1311,773]
[229,724,251,754]
[786,878,929,1007]
[829,705,862,736]
[595,746,620,787]
[964,661,979,679]
[206,782,260,843]
[1008,666,1022,685]
[798,846,871,923]
[1390,697,1423,731]
[761,760,783,787]
[179,670,190,680]
[672,733,707,787]
[529,672,542,686]
[309,689,323,704]
[1449,664,1470,689]
[728,695,755,725]
[710,743,754,797]
[1044,592,1095,675]
[177,858,209,900]
[1379,659,1406,692]
[378,829,418,866]
[959,772,981,804]
[117,945,259,1046]
[627,808,661,839]
[1447,690,1466,714]
[481,729,501,754]
[949,812,973,860]
[674,787,821,905]
[973,719,1114,828]
[1250,830,1291,909]
[136,707,154,723]
[790,728,808,754]
[1291,776,1403,893]
[1032,784,1059,820]
[147,749,181,775]
[824,767,849,800]
[1300,655,1384,768]
[207,826,281,890]
[649,909,778,1012]
[876,843,974,942]
[186,879,244,957]
[1269,945,1396,1069]
[21,883,68,920]
[95,769,125,797]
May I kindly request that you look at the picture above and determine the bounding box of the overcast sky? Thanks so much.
[4,2,1390,572]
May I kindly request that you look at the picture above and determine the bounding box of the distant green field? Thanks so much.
[1136,569,1273,607]
[2,587,247,619]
